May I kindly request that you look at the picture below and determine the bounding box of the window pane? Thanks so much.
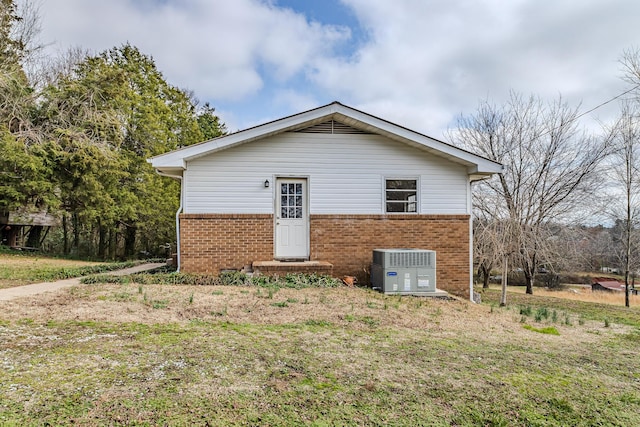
[295,207,302,218]
[386,180,416,190]
[281,183,287,194]
[385,179,417,213]
[281,206,288,218]
[386,190,415,201]
[281,195,288,207]
[295,196,302,207]
[295,183,302,195]
[386,202,408,213]
[288,183,295,194]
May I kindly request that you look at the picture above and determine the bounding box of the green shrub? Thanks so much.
[219,271,249,286]
[82,270,344,289]
[519,305,533,316]
[534,307,550,322]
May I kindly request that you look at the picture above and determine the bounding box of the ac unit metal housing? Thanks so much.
[371,249,436,295]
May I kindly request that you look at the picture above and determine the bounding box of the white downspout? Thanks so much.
[467,175,492,303]
[468,177,474,302]
[155,171,183,272]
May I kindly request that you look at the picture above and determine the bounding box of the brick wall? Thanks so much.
[310,214,470,297]
[179,213,470,297]
[179,214,273,274]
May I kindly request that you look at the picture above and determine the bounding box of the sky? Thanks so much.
[26,0,640,139]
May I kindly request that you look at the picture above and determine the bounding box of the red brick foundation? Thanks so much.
[179,213,470,297]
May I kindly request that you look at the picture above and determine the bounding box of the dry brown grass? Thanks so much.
[2,281,639,425]
[488,284,640,306]
[0,283,627,348]
[0,254,103,268]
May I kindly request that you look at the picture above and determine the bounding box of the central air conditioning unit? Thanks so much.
[371,249,436,295]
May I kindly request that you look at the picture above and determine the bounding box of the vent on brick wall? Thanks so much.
[295,120,372,134]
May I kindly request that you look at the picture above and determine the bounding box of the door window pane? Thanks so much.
[280,181,304,218]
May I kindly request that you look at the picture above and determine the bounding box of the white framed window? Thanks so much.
[385,178,418,213]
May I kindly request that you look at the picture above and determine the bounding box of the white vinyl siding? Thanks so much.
[183,133,469,214]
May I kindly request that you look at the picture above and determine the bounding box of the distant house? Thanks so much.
[0,208,58,249]
[592,278,638,294]
[148,102,503,299]
[592,280,624,292]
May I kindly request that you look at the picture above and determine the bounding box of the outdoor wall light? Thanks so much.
[264,179,270,188]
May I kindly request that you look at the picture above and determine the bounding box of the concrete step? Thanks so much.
[252,260,333,276]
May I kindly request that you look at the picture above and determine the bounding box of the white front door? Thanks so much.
[275,178,309,259]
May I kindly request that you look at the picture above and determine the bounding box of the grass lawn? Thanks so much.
[0,252,142,289]
[0,267,639,426]
[481,287,640,328]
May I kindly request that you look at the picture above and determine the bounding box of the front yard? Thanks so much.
[1,269,639,425]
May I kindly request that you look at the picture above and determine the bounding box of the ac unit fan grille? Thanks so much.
[389,251,432,268]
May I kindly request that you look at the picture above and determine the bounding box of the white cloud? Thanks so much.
[30,0,640,137]
[311,0,640,136]
[36,0,350,101]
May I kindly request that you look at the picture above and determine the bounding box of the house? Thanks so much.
[1,208,58,249]
[148,102,503,299]
[592,279,624,292]
[592,278,638,295]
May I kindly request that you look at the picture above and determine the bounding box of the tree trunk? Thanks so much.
[108,228,116,260]
[626,283,630,308]
[62,214,69,255]
[124,224,137,258]
[524,269,535,294]
[479,262,492,289]
[97,223,106,260]
[72,213,80,254]
[500,256,508,307]
[625,257,630,308]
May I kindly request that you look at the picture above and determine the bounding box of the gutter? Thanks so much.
[155,170,183,272]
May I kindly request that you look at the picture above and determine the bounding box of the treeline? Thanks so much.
[1,1,225,258]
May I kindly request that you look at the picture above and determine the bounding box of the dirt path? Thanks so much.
[0,263,165,301]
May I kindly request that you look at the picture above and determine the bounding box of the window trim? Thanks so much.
[383,176,420,214]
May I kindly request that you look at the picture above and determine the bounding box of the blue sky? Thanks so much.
[30,0,640,138]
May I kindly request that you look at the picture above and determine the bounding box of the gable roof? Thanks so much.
[148,101,503,179]
[592,279,625,292]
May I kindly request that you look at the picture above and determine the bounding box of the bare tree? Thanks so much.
[621,47,640,93]
[32,46,90,87]
[607,101,640,307]
[11,0,43,63]
[451,92,609,294]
